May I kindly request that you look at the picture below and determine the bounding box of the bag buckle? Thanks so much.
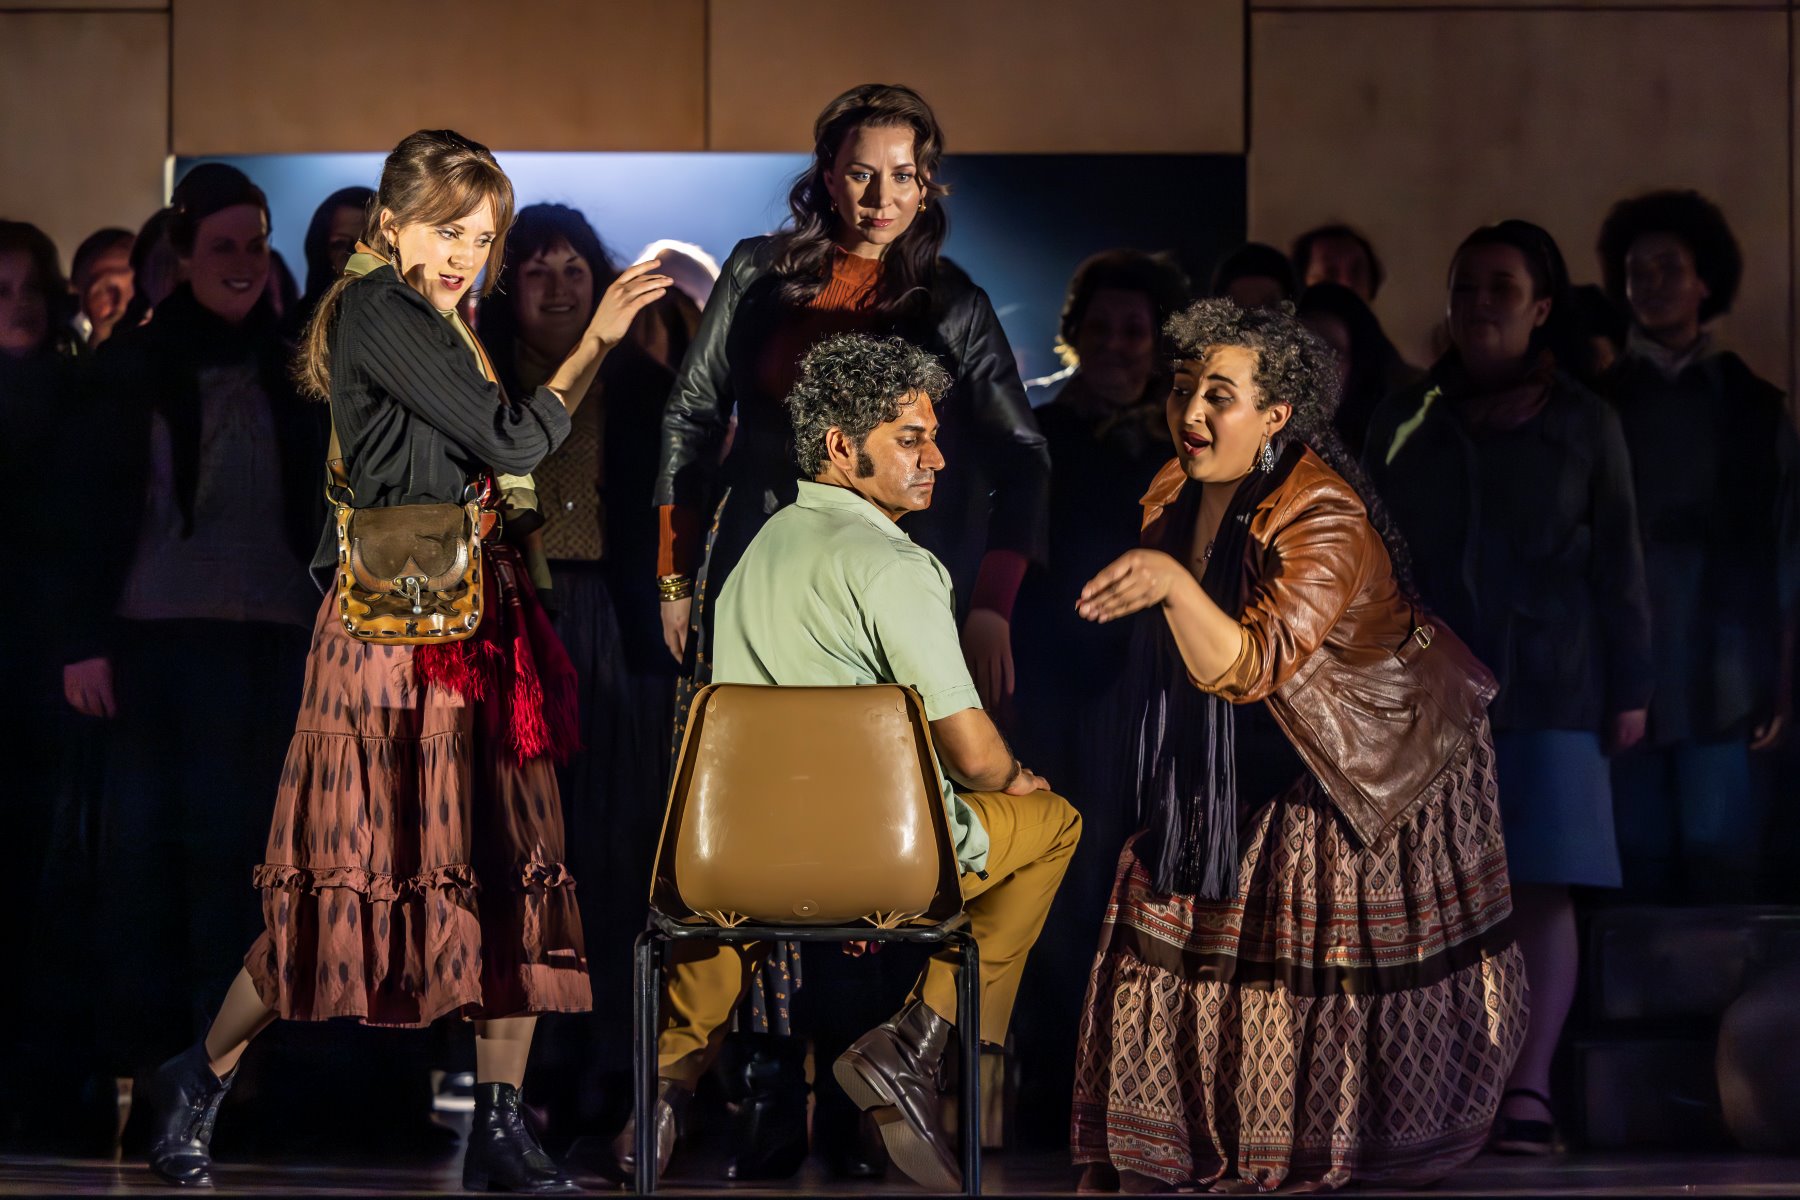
[397,575,425,615]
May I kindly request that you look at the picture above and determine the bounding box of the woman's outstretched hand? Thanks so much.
[1076,549,1189,623]
[586,259,672,349]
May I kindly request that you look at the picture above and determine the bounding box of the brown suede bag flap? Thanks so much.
[344,503,477,591]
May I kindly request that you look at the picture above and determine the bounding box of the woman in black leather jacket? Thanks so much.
[654,83,1048,718]
[647,82,1049,1182]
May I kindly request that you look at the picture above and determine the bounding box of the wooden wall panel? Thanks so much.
[1256,1,1774,9]
[171,0,706,154]
[0,0,164,9]
[708,0,1244,153]
[1250,7,1790,388]
[0,12,169,272]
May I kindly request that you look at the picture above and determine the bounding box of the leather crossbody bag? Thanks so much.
[325,403,488,644]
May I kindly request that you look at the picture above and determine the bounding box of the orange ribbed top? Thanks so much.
[659,249,886,578]
[752,248,884,403]
[813,247,882,306]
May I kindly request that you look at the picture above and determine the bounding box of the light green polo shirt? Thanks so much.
[713,480,992,873]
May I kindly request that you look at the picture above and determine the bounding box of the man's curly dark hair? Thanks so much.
[785,333,953,477]
[1163,298,1414,593]
[1597,189,1742,323]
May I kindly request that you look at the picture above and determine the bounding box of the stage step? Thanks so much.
[1571,1034,1729,1149]
[1572,904,1800,1148]
[1585,906,1800,1022]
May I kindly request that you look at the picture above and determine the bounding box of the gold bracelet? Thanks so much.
[658,573,694,601]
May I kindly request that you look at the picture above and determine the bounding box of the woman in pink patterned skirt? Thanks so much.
[1069,298,1526,1192]
[133,130,673,1194]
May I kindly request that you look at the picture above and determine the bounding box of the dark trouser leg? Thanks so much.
[97,628,191,1076]
[1672,737,1760,902]
[1611,746,1676,903]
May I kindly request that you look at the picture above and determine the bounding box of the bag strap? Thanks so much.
[323,392,354,506]
[449,307,504,393]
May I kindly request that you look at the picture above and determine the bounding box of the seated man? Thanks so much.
[617,333,1081,1190]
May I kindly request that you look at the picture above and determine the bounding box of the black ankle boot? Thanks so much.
[145,1042,235,1188]
[821,1108,890,1179]
[462,1083,579,1194]
[725,1035,810,1181]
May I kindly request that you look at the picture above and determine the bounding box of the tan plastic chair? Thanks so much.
[632,683,981,1194]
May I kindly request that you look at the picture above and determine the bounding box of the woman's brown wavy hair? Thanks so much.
[296,129,515,398]
[769,83,951,316]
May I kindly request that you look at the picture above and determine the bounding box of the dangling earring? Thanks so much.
[918,201,927,213]
[1258,437,1276,474]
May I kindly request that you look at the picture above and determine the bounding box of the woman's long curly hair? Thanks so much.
[769,83,951,316]
[1164,297,1415,595]
[1597,189,1742,324]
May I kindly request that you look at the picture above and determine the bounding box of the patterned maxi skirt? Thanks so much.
[1071,727,1527,1191]
[244,593,593,1026]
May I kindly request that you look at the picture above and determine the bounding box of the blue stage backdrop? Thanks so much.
[178,152,1244,386]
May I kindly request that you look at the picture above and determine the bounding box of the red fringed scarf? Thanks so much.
[414,542,581,765]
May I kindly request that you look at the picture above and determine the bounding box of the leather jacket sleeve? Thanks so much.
[1205,479,1378,704]
[953,285,1050,564]
[653,238,760,511]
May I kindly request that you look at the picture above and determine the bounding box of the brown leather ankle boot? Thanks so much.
[607,1078,689,1183]
[832,1000,960,1191]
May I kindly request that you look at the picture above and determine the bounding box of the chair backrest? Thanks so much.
[651,683,963,928]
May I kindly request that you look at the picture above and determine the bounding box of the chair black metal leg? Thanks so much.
[633,931,660,1196]
[957,932,982,1197]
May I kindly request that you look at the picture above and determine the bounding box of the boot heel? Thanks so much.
[145,1041,235,1189]
[832,1049,893,1111]
[463,1083,579,1193]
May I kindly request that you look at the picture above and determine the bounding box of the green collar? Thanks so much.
[343,243,390,281]
[794,479,908,540]
[344,243,458,316]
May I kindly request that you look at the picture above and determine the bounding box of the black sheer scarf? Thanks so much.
[1128,441,1302,899]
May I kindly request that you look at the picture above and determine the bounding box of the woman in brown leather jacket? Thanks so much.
[1068,299,1526,1192]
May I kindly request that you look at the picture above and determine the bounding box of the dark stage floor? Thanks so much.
[5,1148,1800,1197]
